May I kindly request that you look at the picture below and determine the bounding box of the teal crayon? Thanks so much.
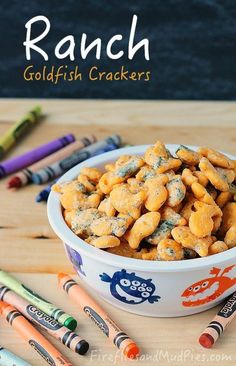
[31,135,121,184]
[0,269,77,331]
[0,346,32,366]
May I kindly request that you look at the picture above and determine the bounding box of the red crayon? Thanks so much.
[199,291,236,348]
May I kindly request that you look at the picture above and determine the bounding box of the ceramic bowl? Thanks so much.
[47,145,236,317]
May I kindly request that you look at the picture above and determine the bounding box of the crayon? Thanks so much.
[0,134,75,179]
[199,291,236,348]
[0,301,72,366]
[0,269,77,331]
[0,106,42,160]
[35,181,57,202]
[7,134,96,189]
[0,285,89,355]
[31,134,121,184]
[58,273,140,359]
[0,346,32,366]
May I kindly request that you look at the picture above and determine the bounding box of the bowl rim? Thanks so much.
[47,144,236,272]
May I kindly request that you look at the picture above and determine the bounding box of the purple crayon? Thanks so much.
[0,134,75,178]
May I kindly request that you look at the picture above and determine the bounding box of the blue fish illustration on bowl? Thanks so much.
[100,269,160,305]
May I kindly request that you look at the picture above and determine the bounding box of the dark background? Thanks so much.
[0,0,235,100]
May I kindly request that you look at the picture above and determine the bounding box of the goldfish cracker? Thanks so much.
[193,171,208,187]
[135,165,156,181]
[98,197,116,217]
[166,175,186,207]
[141,247,158,260]
[127,178,145,193]
[60,190,85,210]
[80,167,102,182]
[157,239,184,261]
[107,240,144,259]
[219,202,236,236]
[144,141,181,173]
[171,226,213,257]
[176,145,200,165]
[161,206,186,226]
[199,157,229,191]
[71,209,104,237]
[117,213,134,226]
[90,216,130,237]
[77,174,96,192]
[105,163,115,172]
[198,147,234,169]
[208,241,228,255]
[146,220,174,245]
[144,175,168,211]
[224,225,236,248]
[189,202,222,238]
[215,167,235,184]
[114,155,144,179]
[99,171,123,194]
[191,181,216,205]
[182,168,198,186]
[63,209,77,227]
[125,212,160,249]
[180,194,197,222]
[171,201,184,213]
[86,235,120,248]
[110,184,146,219]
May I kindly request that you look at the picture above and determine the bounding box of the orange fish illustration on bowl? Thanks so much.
[182,265,236,307]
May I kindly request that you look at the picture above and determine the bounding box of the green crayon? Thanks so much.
[0,106,42,159]
[0,269,77,331]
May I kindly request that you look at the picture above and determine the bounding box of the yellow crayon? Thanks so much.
[0,106,42,159]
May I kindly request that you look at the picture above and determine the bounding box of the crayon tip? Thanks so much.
[64,317,77,331]
[199,333,214,348]
[7,177,22,189]
[75,340,89,355]
[35,194,43,203]
[57,272,68,283]
[123,343,140,359]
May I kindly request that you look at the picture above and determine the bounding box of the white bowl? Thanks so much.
[47,145,236,317]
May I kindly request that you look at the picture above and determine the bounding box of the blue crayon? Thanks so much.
[35,181,56,203]
[32,135,121,184]
[0,346,32,366]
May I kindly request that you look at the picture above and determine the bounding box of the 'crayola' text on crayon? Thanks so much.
[23,15,150,61]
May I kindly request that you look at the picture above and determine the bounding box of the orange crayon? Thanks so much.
[0,301,72,366]
[58,273,140,359]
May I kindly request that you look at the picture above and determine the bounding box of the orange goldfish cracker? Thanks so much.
[224,225,236,248]
[157,239,184,261]
[86,235,120,248]
[161,206,186,226]
[166,175,186,207]
[106,241,144,259]
[114,155,144,179]
[176,145,200,165]
[146,220,174,245]
[78,174,96,192]
[189,202,222,238]
[53,180,86,194]
[63,209,77,227]
[219,202,236,236]
[125,212,160,249]
[215,167,235,184]
[198,147,234,169]
[144,141,181,173]
[208,241,228,255]
[182,168,198,186]
[180,194,197,222]
[110,184,146,219]
[71,208,104,237]
[199,157,229,191]
[127,178,145,193]
[171,201,184,213]
[136,165,156,181]
[141,247,158,260]
[191,181,216,205]
[99,172,123,194]
[171,226,213,257]
[144,175,169,211]
[105,163,115,172]
[98,197,116,217]
[80,167,102,182]
[193,171,208,187]
[90,216,130,237]
[60,190,85,210]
